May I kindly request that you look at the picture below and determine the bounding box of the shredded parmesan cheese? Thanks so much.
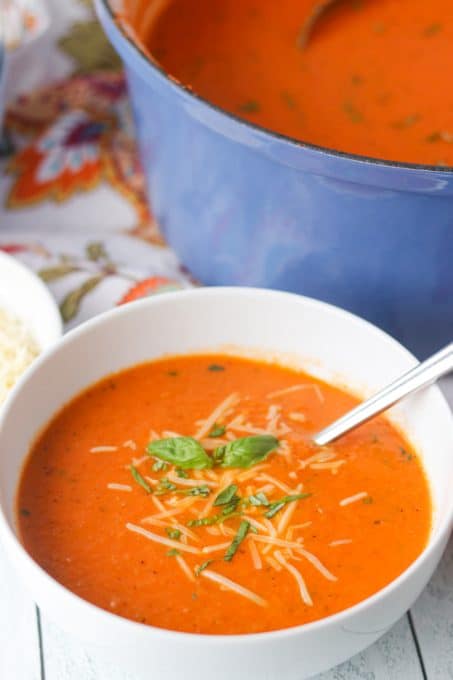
[176,555,195,581]
[296,547,337,581]
[299,450,336,468]
[265,555,282,571]
[126,523,200,554]
[128,455,148,468]
[122,440,137,450]
[151,495,166,513]
[90,445,118,453]
[201,569,267,607]
[277,495,299,536]
[200,438,229,451]
[329,539,353,547]
[140,516,200,542]
[194,393,239,439]
[107,483,132,492]
[274,551,313,606]
[289,412,306,422]
[267,384,324,402]
[339,492,368,507]
[256,473,293,494]
[0,307,40,406]
[167,471,218,488]
[201,541,231,554]
[248,540,262,569]
[310,460,346,473]
[251,535,307,551]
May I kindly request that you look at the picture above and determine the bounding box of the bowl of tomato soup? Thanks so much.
[0,288,452,679]
[94,0,453,358]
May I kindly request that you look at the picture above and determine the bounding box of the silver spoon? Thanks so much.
[313,342,453,446]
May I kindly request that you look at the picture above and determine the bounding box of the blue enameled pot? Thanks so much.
[96,0,453,357]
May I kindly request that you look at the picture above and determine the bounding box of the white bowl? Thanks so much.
[0,287,451,680]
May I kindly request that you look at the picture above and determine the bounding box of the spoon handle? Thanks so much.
[313,342,453,446]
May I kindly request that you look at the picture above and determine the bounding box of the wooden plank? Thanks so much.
[410,535,453,679]
[39,611,421,680]
[316,615,423,680]
[0,543,42,680]
[408,376,453,679]
[40,614,135,680]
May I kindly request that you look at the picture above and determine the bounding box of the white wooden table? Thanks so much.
[2,379,452,680]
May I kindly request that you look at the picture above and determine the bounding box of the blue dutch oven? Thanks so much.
[95,0,453,357]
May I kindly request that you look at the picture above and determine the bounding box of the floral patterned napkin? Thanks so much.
[1,0,193,330]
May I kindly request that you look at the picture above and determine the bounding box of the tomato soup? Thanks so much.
[122,0,453,166]
[17,354,431,634]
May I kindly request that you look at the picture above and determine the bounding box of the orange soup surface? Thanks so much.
[122,0,453,166]
[18,354,431,634]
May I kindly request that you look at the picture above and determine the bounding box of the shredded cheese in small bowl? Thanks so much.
[0,306,40,406]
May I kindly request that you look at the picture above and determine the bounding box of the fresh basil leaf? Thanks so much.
[248,492,270,507]
[208,423,226,438]
[130,465,153,494]
[148,437,213,470]
[195,560,213,576]
[264,493,312,519]
[214,484,239,506]
[224,520,250,561]
[219,435,279,469]
[165,528,181,540]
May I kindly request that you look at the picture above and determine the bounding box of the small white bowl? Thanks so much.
[0,251,62,351]
[0,287,451,680]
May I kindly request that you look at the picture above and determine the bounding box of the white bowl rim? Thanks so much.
[0,250,63,347]
[0,286,452,646]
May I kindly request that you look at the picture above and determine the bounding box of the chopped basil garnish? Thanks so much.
[216,435,279,469]
[167,548,180,557]
[208,423,226,438]
[187,505,241,527]
[248,492,270,507]
[148,436,213,470]
[176,467,188,478]
[224,520,251,561]
[363,496,373,505]
[343,100,363,124]
[208,364,225,372]
[176,485,211,497]
[166,527,181,540]
[195,560,213,576]
[130,465,153,494]
[214,484,239,506]
[264,493,311,519]
[155,478,177,495]
[400,447,413,461]
[20,508,31,517]
[152,460,168,473]
[239,100,260,114]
